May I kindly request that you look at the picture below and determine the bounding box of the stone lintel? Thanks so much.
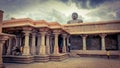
[22,27,33,31]
[39,27,49,32]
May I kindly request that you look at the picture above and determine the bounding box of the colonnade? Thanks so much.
[80,34,107,50]
[5,28,69,56]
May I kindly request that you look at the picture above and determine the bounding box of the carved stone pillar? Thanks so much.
[0,40,5,68]
[81,35,87,50]
[6,38,12,55]
[22,30,31,55]
[46,34,50,55]
[66,35,70,52]
[34,28,49,62]
[50,35,54,54]
[39,32,46,55]
[31,32,36,55]
[15,35,21,48]
[100,34,107,50]
[36,34,41,55]
[53,30,61,55]
[62,34,67,53]
[54,33,59,54]
[0,36,9,68]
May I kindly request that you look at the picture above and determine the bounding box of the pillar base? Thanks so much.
[0,64,5,68]
[3,55,34,63]
[49,53,68,61]
[34,55,49,62]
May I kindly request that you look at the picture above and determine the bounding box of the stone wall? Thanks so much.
[105,34,118,50]
[86,36,101,50]
[70,35,82,50]
[117,34,120,50]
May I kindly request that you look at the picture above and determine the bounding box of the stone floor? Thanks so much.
[4,57,120,68]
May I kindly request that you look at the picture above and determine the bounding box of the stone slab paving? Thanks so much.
[4,57,120,68]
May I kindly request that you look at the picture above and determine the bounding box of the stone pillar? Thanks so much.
[53,33,59,54]
[31,33,36,55]
[6,38,12,55]
[39,32,46,55]
[62,34,67,53]
[50,36,54,54]
[0,41,5,68]
[46,34,50,54]
[22,30,31,55]
[100,34,107,50]
[36,34,41,55]
[81,35,87,50]
[15,35,21,48]
[0,36,9,68]
[66,35,70,52]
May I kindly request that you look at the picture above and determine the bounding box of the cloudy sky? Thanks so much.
[0,0,120,24]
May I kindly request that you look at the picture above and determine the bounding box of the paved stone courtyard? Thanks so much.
[4,57,120,68]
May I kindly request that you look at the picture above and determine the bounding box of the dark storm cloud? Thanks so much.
[0,0,120,23]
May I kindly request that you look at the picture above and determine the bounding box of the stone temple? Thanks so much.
[0,10,120,67]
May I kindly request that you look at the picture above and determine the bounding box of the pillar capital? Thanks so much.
[99,34,107,38]
[81,34,88,38]
[62,34,67,37]
[0,40,5,44]
[0,36,9,41]
[53,29,61,34]
[23,30,31,36]
[32,32,36,36]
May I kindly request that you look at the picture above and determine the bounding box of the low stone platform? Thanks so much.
[49,53,68,61]
[3,55,34,63]
[2,53,69,63]
[70,50,120,59]
[34,55,49,62]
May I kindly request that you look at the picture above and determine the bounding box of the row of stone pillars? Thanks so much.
[18,29,68,56]
[81,34,106,50]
